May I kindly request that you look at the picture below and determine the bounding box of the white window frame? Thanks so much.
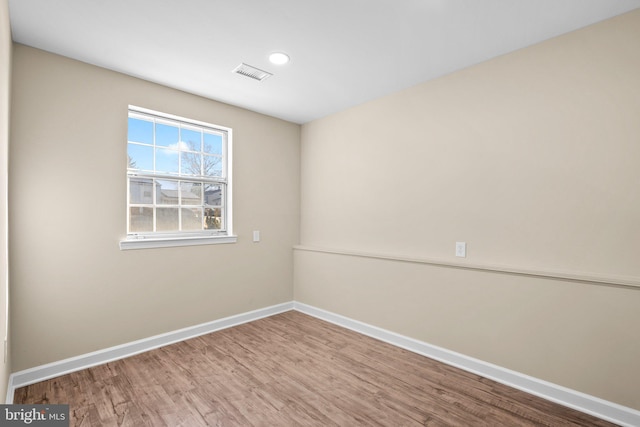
[120,106,236,250]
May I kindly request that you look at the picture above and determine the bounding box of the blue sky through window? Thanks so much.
[127,118,152,144]
[204,133,222,154]
[128,115,224,177]
[156,123,178,147]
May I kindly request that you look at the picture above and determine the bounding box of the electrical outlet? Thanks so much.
[455,242,466,258]
[253,230,260,242]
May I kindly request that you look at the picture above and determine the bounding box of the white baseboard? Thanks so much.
[6,302,293,404]
[6,300,639,427]
[293,302,640,427]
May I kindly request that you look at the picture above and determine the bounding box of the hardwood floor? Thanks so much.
[15,311,617,426]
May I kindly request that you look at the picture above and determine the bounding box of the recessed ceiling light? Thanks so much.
[269,52,290,65]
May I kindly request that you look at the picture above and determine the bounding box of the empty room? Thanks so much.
[1,0,639,426]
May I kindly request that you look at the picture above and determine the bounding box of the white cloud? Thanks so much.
[158,141,190,155]
[169,141,190,151]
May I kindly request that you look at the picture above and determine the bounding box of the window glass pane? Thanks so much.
[204,132,223,155]
[129,178,153,204]
[127,108,231,239]
[156,123,179,148]
[156,180,179,205]
[182,208,203,231]
[128,144,153,171]
[128,118,153,144]
[204,207,222,230]
[203,154,223,177]
[155,148,179,174]
[204,184,222,206]
[157,208,179,232]
[181,128,202,151]
[181,152,201,176]
[129,207,153,232]
[181,182,201,205]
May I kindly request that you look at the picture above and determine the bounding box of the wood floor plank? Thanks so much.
[14,311,618,426]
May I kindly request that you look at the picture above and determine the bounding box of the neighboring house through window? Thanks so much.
[120,106,235,250]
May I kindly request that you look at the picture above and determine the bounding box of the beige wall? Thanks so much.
[296,10,640,410]
[10,45,300,371]
[0,0,11,402]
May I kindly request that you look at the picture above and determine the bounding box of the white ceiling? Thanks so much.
[8,0,640,124]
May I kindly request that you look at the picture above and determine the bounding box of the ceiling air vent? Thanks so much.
[232,63,272,81]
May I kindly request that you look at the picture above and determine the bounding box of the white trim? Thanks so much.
[225,126,233,236]
[293,302,640,427]
[6,302,293,403]
[119,234,237,250]
[5,301,640,426]
[128,105,233,135]
[294,245,640,289]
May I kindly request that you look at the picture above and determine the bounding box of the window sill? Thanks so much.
[119,234,237,250]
